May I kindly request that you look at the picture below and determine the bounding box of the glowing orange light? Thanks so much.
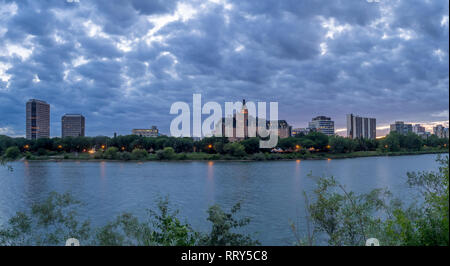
[88,149,95,154]
[384,145,388,148]
[208,161,214,166]
[121,146,125,150]
[326,145,331,149]
[24,145,29,149]
[444,144,447,147]
[57,145,62,149]
[295,145,300,149]
[101,145,105,149]
[327,158,332,161]
[82,149,87,152]
[296,159,301,163]
[208,144,213,149]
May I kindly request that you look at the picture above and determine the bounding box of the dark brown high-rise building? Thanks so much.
[62,114,85,138]
[26,99,50,140]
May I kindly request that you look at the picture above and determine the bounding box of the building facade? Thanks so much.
[308,116,335,136]
[346,114,376,139]
[26,99,50,140]
[390,121,413,135]
[132,126,159,137]
[412,124,425,134]
[218,99,292,141]
[62,114,85,138]
[433,125,449,138]
[291,128,312,137]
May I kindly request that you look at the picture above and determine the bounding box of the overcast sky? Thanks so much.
[0,0,448,137]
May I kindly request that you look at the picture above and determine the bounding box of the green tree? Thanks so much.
[0,192,91,246]
[95,197,197,246]
[223,142,247,157]
[380,132,401,152]
[104,147,119,159]
[4,146,21,159]
[199,202,260,246]
[241,138,260,154]
[306,132,329,150]
[131,149,149,160]
[403,133,423,151]
[329,136,348,153]
[383,156,449,245]
[305,176,391,246]
[156,147,176,160]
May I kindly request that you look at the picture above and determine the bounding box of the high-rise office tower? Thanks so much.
[62,114,85,137]
[308,116,335,136]
[346,114,376,139]
[26,99,50,140]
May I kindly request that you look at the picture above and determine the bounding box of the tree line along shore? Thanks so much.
[1,131,448,162]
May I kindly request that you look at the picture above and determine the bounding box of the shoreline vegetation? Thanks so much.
[10,149,450,163]
[1,131,449,163]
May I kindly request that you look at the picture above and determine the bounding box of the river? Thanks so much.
[0,154,445,245]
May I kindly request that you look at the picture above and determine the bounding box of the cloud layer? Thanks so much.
[0,0,448,137]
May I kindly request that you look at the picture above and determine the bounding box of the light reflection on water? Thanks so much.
[0,154,445,245]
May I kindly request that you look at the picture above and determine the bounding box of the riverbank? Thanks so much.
[12,148,449,162]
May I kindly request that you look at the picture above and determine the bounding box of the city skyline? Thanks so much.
[0,0,448,137]
[16,97,449,139]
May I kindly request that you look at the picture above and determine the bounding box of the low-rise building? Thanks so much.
[390,121,412,135]
[417,131,432,139]
[132,126,159,137]
[433,125,449,138]
[412,124,425,134]
[291,128,312,137]
[308,116,335,136]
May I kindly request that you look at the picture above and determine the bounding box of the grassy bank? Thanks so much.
[13,148,449,162]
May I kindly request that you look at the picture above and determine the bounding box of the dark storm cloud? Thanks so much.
[0,0,448,137]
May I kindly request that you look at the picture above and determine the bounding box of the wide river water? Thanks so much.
[0,154,446,245]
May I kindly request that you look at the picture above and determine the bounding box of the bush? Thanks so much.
[37,148,48,156]
[93,150,103,159]
[156,147,175,160]
[199,202,260,246]
[266,153,281,160]
[223,142,247,157]
[251,153,266,161]
[175,153,188,160]
[210,154,221,160]
[120,152,131,161]
[25,151,33,160]
[131,149,148,160]
[104,147,119,159]
[4,146,21,159]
